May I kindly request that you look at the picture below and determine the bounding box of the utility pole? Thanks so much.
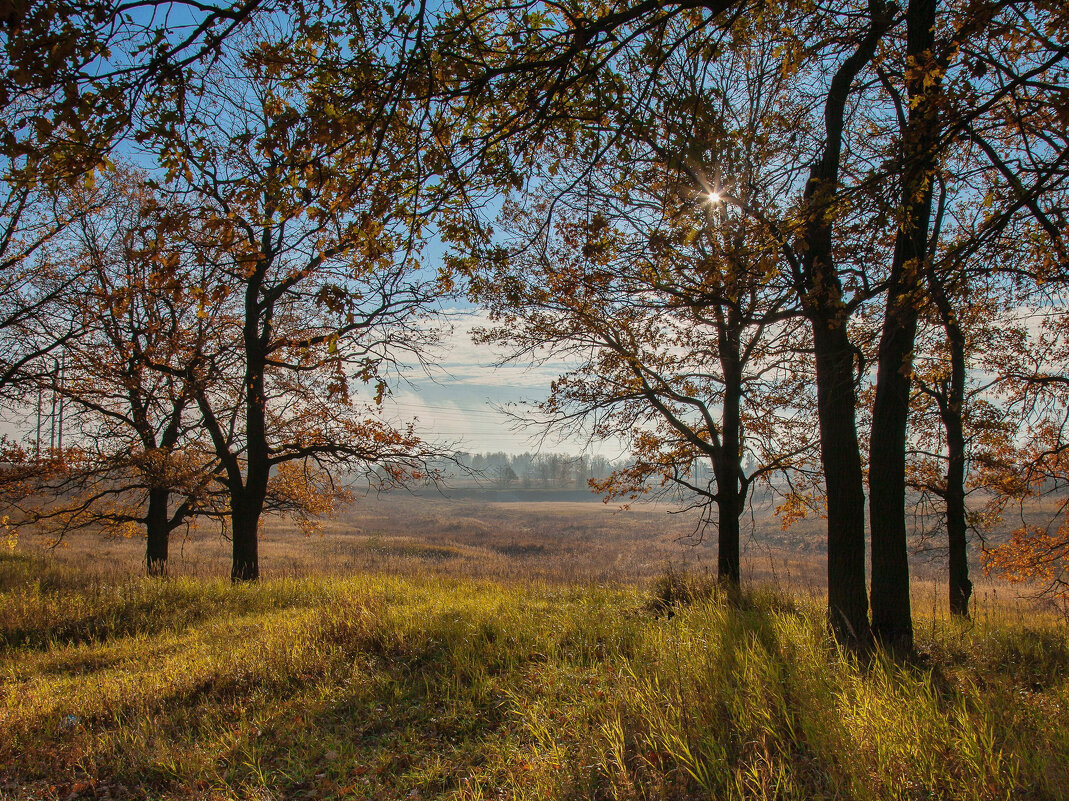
[49,358,57,453]
[56,353,64,453]
[35,385,42,460]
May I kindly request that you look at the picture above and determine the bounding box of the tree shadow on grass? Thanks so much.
[5,603,549,799]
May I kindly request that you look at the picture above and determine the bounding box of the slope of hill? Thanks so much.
[1,552,1066,800]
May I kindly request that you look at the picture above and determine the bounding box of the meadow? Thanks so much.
[2,494,1067,800]
[8,492,842,587]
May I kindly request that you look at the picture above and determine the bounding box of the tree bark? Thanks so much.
[712,443,742,586]
[932,282,972,617]
[945,402,972,616]
[716,491,741,586]
[868,0,940,653]
[145,487,170,576]
[231,276,271,582]
[869,290,918,650]
[813,321,871,644]
[230,497,261,581]
[715,322,744,586]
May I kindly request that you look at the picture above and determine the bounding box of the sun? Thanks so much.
[705,190,722,204]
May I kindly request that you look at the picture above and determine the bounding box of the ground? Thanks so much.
[1,492,1067,800]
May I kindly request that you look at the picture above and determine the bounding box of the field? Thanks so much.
[15,491,830,587]
[13,490,1043,619]
[2,492,1067,800]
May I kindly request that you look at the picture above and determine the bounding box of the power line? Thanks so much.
[382,401,527,415]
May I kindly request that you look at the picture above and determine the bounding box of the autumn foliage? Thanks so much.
[0,0,1067,652]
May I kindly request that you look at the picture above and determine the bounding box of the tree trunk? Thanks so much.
[945,409,971,616]
[940,302,971,617]
[795,0,891,647]
[868,0,939,653]
[869,295,918,651]
[145,487,170,576]
[230,277,271,582]
[813,321,871,645]
[231,497,261,581]
[230,441,269,581]
[716,495,741,586]
[715,328,743,586]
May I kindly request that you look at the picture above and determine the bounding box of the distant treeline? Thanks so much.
[431,452,627,490]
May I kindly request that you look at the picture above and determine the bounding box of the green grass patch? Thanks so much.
[1,552,1066,800]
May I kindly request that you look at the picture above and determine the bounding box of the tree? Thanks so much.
[898,124,1069,617]
[141,18,447,580]
[494,463,518,489]
[907,268,1023,617]
[473,34,821,586]
[0,0,278,396]
[865,0,941,650]
[0,167,225,574]
[438,0,1069,648]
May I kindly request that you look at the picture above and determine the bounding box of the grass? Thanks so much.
[12,494,830,589]
[1,551,1067,800]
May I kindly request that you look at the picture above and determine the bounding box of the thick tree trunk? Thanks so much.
[230,277,272,582]
[230,499,261,582]
[145,487,170,576]
[869,297,918,650]
[713,466,742,586]
[868,0,939,653]
[813,321,871,645]
[230,448,269,581]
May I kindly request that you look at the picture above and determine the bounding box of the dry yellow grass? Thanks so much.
[13,491,1053,625]
[1,551,1066,801]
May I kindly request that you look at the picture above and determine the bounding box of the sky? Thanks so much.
[1,306,616,458]
[0,9,617,460]
[381,307,623,457]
